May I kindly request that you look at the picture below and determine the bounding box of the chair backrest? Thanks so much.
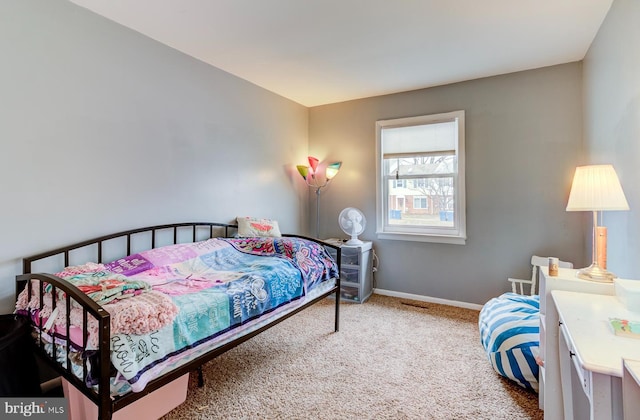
[509,256,574,295]
[529,255,573,294]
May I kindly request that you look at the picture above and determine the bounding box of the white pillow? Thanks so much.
[236,217,282,237]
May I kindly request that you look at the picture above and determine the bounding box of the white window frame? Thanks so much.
[375,110,466,245]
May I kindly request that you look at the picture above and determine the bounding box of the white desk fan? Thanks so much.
[338,207,366,245]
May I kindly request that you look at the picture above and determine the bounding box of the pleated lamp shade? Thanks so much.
[566,165,629,212]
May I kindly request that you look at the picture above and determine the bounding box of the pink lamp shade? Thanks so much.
[307,156,319,173]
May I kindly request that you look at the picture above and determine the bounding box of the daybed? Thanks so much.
[14,222,341,420]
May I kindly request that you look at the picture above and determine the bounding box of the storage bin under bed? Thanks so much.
[62,374,189,420]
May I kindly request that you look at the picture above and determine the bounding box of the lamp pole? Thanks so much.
[315,187,321,239]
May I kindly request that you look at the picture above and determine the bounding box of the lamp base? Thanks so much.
[576,263,617,283]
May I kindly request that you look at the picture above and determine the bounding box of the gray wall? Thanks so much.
[309,64,586,305]
[2,0,622,313]
[583,0,640,280]
[0,0,310,314]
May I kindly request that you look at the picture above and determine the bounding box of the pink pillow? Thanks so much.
[236,216,282,237]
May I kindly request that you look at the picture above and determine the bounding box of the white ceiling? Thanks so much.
[69,0,613,107]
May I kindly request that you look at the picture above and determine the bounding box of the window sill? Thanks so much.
[376,231,466,245]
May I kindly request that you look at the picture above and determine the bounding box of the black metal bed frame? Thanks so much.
[15,222,341,420]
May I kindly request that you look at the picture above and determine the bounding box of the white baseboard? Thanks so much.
[373,288,483,311]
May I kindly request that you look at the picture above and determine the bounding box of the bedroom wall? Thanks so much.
[309,63,585,306]
[582,0,640,280]
[0,0,310,314]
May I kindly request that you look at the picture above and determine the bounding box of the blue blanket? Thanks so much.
[92,237,337,393]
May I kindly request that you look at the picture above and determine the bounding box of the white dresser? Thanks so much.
[538,267,614,418]
[622,359,640,420]
[552,290,640,419]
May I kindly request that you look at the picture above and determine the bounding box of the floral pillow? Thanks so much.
[236,216,282,237]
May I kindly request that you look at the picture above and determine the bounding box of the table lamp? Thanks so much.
[566,164,629,282]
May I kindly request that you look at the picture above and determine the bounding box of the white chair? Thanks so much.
[508,256,573,295]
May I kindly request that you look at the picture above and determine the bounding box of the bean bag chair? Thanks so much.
[478,292,540,392]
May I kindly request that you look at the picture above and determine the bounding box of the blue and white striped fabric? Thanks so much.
[478,292,540,392]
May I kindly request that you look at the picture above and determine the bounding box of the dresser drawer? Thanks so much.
[560,321,591,396]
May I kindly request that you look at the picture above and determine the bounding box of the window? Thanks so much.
[375,110,466,244]
[413,196,428,209]
[413,179,427,188]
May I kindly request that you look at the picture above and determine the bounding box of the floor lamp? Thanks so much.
[297,156,342,238]
[566,164,629,282]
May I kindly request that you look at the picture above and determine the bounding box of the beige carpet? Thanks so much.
[162,294,543,420]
